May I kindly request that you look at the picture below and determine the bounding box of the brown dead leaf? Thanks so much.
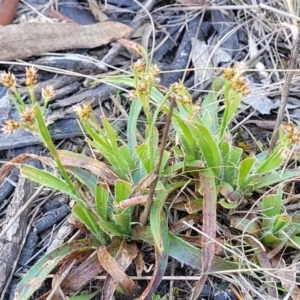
[0,22,131,60]
[97,245,140,297]
[102,241,139,299]
[0,153,54,184]
[57,150,119,185]
[133,250,145,277]
[176,0,207,5]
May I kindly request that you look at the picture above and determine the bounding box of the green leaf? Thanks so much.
[146,225,169,297]
[131,227,238,271]
[249,167,300,191]
[254,147,283,174]
[70,290,100,300]
[73,203,108,243]
[192,123,221,177]
[150,181,186,252]
[272,214,291,233]
[113,180,133,233]
[136,143,152,173]
[95,182,109,220]
[21,165,78,200]
[238,156,255,188]
[127,97,143,152]
[14,239,100,300]
[262,189,282,218]
[99,221,126,237]
[219,199,238,209]
[171,112,197,157]
[261,231,284,246]
[67,166,98,197]
[115,180,133,204]
[200,91,219,135]
[219,84,241,139]
[289,235,300,248]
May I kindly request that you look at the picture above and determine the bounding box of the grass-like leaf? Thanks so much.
[150,181,186,252]
[21,165,79,200]
[73,203,108,243]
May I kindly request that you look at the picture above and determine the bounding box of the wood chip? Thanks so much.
[0,22,131,60]
[0,177,34,294]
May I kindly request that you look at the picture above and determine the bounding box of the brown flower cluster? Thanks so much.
[0,71,16,90]
[25,66,38,88]
[172,81,192,104]
[42,85,55,101]
[133,59,146,74]
[21,105,37,126]
[1,120,21,135]
[223,67,250,96]
[73,103,93,122]
[0,67,56,135]
[282,122,300,145]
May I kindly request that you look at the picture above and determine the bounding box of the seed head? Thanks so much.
[42,85,55,101]
[172,81,185,94]
[73,103,93,122]
[279,147,291,160]
[133,59,146,74]
[25,67,38,88]
[149,64,160,78]
[1,119,21,135]
[137,79,149,96]
[20,105,36,126]
[128,89,138,100]
[0,71,16,90]
[223,67,235,81]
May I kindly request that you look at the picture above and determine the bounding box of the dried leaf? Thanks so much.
[102,242,139,299]
[0,22,131,60]
[97,245,139,297]
[190,170,217,300]
[57,150,119,185]
[133,251,145,277]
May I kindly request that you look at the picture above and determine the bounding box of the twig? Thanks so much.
[140,95,176,225]
[269,27,300,151]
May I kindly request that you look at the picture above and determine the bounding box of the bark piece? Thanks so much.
[0,177,34,294]
[0,22,131,60]
[17,230,39,266]
[33,205,70,234]
[0,168,19,204]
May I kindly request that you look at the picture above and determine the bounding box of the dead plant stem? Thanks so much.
[269,27,300,151]
[140,96,176,225]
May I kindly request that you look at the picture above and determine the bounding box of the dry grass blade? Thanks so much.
[97,245,140,297]
[190,170,217,300]
[270,26,300,151]
[57,150,119,185]
[101,242,139,299]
